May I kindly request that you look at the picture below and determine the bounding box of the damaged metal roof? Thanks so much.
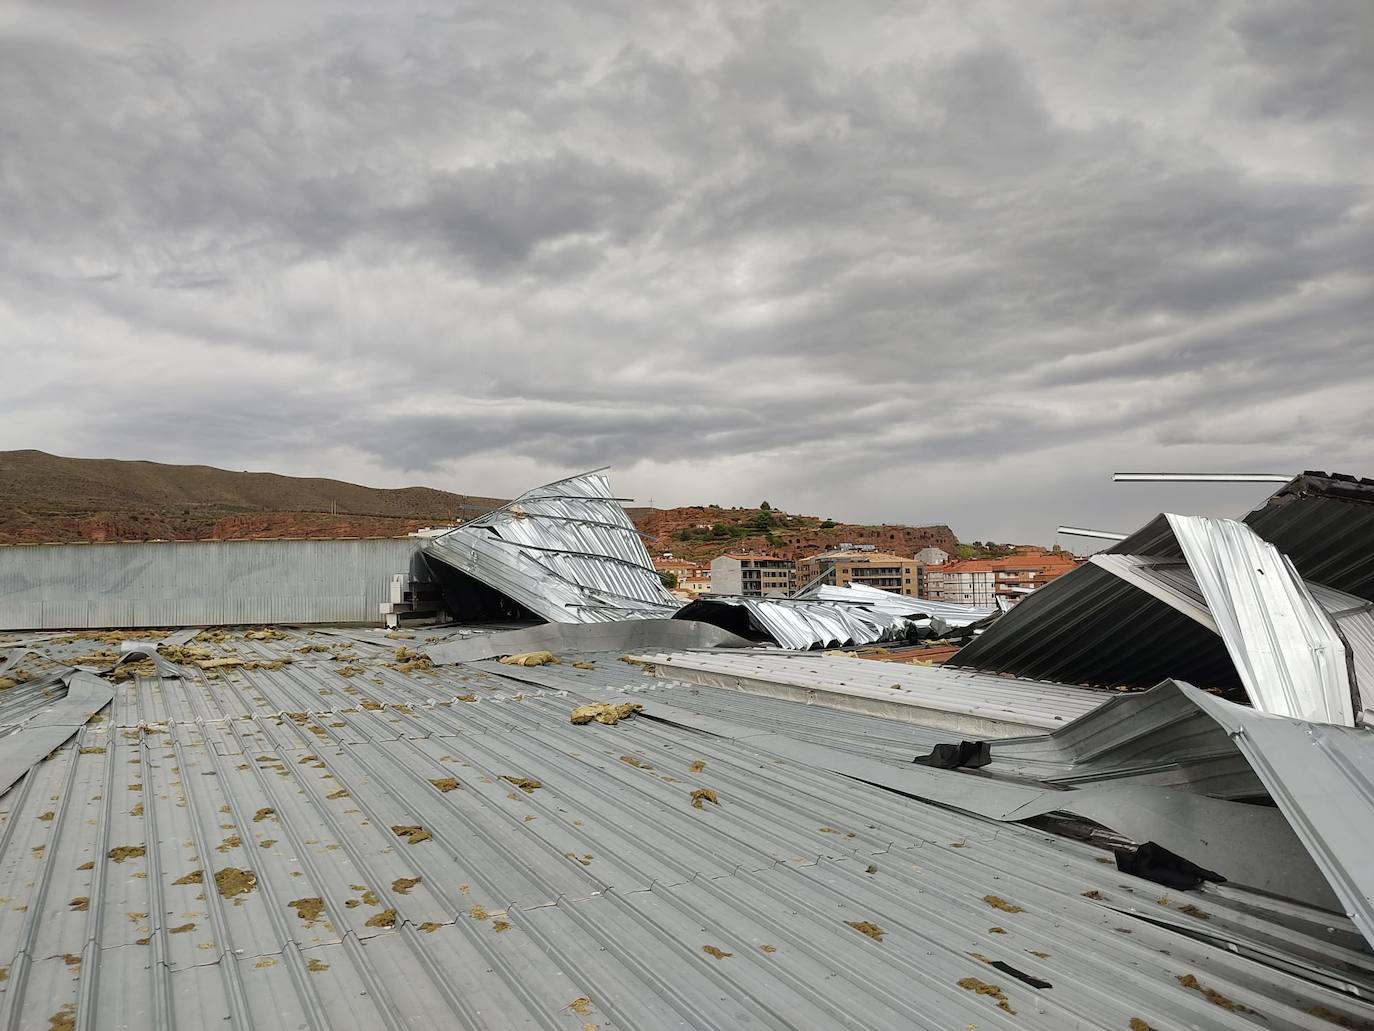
[1,626,1371,1029]
[795,582,996,627]
[955,515,1367,725]
[421,470,680,624]
[673,595,918,650]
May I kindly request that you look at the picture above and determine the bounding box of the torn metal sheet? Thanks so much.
[957,515,1362,725]
[794,582,996,628]
[673,595,916,650]
[1177,682,1374,950]
[0,671,113,796]
[1167,514,1355,726]
[639,698,1338,911]
[114,641,186,679]
[421,470,680,624]
[989,681,1263,799]
[424,619,750,665]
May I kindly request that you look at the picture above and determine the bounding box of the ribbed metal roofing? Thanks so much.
[638,650,1108,734]
[956,516,1373,721]
[1110,473,1374,602]
[421,470,680,624]
[1,627,1371,1030]
[673,596,916,650]
[797,582,996,627]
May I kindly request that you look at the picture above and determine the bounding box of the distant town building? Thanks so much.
[679,574,712,595]
[914,547,949,595]
[795,550,920,595]
[653,555,709,580]
[923,548,1080,605]
[710,554,795,597]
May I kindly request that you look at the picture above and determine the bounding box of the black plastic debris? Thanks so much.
[913,740,991,769]
[1116,841,1226,890]
[989,960,1052,990]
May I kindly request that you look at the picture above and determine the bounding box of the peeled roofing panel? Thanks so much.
[673,596,914,650]
[1168,514,1355,726]
[1179,683,1374,950]
[421,470,680,624]
[803,583,996,626]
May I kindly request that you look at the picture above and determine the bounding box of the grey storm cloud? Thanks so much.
[0,0,1370,544]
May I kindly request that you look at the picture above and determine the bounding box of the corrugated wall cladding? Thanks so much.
[0,538,419,630]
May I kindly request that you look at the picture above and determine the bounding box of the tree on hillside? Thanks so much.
[759,501,771,511]
[751,510,775,530]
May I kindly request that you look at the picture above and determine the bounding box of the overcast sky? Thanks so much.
[1,1,1369,545]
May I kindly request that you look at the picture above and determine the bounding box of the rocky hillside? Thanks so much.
[629,504,958,563]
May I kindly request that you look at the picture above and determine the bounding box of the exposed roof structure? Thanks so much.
[421,470,680,624]
[954,515,1368,725]
[1112,470,1374,602]
[1,626,1371,1030]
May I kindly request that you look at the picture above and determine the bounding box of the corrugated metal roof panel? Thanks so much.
[799,583,996,627]
[421,471,679,624]
[1,628,1371,1029]
[637,650,1108,734]
[673,596,916,650]
[1180,683,1374,952]
[1167,515,1355,725]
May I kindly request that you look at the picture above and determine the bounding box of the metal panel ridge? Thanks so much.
[422,471,680,624]
[1168,514,1356,726]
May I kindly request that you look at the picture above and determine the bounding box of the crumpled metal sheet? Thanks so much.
[673,595,915,650]
[0,670,113,797]
[421,471,681,624]
[799,582,996,627]
[958,515,1362,726]
[1167,514,1355,726]
[1178,682,1374,949]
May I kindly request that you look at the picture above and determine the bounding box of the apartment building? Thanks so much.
[710,554,796,597]
[795,550,920,595]
[923,549,1080,605]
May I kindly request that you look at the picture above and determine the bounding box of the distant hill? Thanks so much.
[0,451,965,560]
[0,450,505,544]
